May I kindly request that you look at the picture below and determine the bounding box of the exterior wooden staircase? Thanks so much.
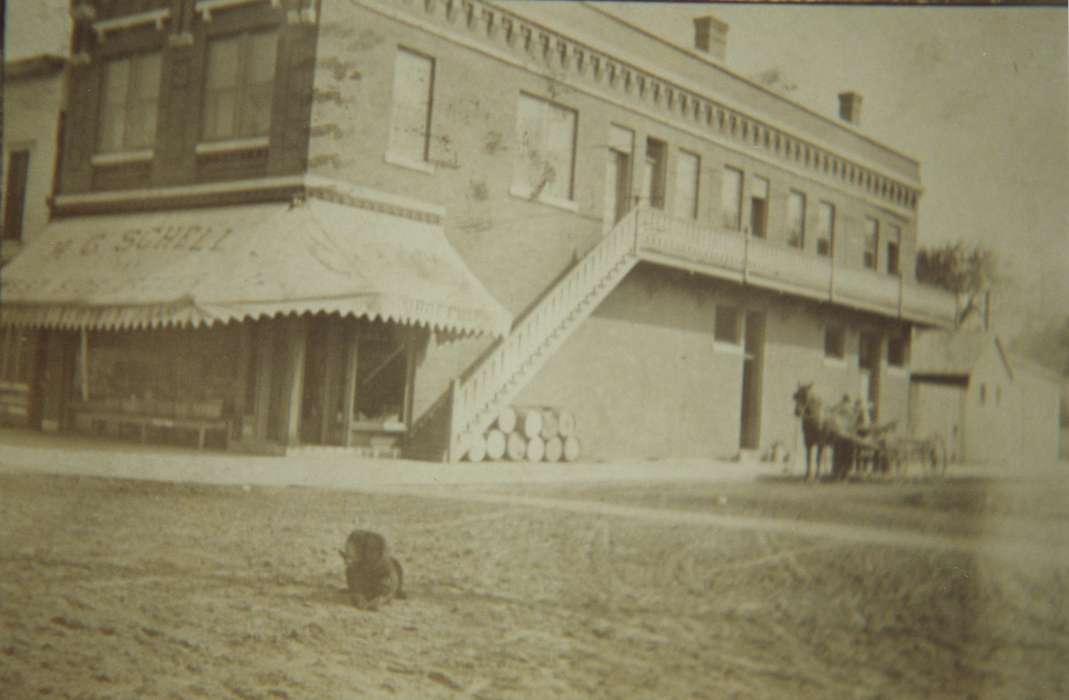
[409,207,641,461]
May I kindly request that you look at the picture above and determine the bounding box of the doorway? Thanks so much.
[739,311,766,450]
[299,316,348,445]
[604,149,632,228]
[858,331,881,422]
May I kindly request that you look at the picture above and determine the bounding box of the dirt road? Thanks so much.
[1,470,1066,699]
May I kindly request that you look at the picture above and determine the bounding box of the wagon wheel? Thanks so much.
[926,437,948,480]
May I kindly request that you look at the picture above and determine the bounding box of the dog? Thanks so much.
[338,529,405,610]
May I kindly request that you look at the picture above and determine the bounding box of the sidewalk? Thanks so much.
[0,428,781,490]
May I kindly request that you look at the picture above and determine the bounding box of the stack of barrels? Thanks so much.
[463,405,581,463]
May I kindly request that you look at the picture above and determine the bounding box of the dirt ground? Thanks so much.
[1,469,1066,699]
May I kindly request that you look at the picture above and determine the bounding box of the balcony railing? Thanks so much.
[634,208,957,327]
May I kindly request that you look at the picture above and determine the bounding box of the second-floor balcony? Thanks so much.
[634,208,957,328]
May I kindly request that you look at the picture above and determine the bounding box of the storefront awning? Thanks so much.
[0,199,511,337]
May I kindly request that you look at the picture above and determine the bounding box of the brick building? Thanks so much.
[0,0,956,461]
[1,53,68,425]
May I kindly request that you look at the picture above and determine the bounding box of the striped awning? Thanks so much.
[0,199,510,337]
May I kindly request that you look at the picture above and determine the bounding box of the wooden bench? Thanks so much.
[74,408,230,450]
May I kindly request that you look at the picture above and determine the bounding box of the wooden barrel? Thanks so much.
[562,435,581,462]
[544,435,563,462]
[525,435,545,462]
[465,432,487,462]
[557,410,576,438]
[506,431,526,461]
[496,406,517,434]
[485,429,507,461]
[516,408,543,440]
[540,408,559,439]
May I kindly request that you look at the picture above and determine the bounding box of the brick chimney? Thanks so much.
[838,91,863,125]
[693,16,728,62]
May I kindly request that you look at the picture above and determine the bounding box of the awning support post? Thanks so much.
[79,328,89,402]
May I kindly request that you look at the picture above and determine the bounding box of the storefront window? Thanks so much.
[354,325,408,429]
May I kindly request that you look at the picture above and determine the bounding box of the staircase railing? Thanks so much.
[448,206,642,453]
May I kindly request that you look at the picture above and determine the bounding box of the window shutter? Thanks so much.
[721,167,742,230]
[675,151,699,220]
[99,58,131,151]
[543,103,575,200]
[389,49,434,162]
[2,150,30,241]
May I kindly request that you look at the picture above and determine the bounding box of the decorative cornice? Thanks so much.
[366,0,921,214]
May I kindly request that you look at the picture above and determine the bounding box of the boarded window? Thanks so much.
[99,51,161,152]
[864,217,879,269]
[824,326,845,360]
[721,166,743,231]
[673,150,700,219]
[203,31,277,141]
[389,48,435,163]
[817,201,835,257]
[714,306,741,344]
[787,190,806,248]
[2,150,30,241]
[513,93,577,201]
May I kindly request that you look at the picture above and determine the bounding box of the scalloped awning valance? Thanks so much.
[0,199,510,337]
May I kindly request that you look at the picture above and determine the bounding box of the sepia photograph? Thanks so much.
[1,0,1066,697]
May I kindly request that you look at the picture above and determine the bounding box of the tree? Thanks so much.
[915,242,999,328]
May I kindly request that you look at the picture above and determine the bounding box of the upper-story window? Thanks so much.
[749,175,769,238]
[816,201,835,257]
[674,150,700,220]
[787,190,806,248]
[643,138,667,210]
[721,166,743,231]
[604,124,634,227]
[886,224,901,276]
[99,51,162,153]
[863,216,879,270]
[2,150,30,242]
[388,48,435,165]
[203,30,277,142]
[513,93,577,202]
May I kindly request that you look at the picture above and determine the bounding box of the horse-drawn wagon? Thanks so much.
[792,383,947,482]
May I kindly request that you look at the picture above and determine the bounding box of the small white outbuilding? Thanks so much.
[910,332,1062,466]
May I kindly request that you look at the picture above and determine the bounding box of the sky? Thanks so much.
[5,2,1067,337]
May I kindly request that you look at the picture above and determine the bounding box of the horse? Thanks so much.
[791,383,862,482]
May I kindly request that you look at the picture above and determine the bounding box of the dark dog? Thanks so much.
[338,529,405,610]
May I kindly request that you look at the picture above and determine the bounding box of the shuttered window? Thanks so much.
[99,52,162,152]
[389,48,435,163]
[787,190,806,248]
[2,150,30,241]
[817,201,835,257]
[721,166,742,231]
[674,150,700,220]
[863,217,880,270]
[513,93,577,201]
[203,31,277,141]
[887,224,901,276]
